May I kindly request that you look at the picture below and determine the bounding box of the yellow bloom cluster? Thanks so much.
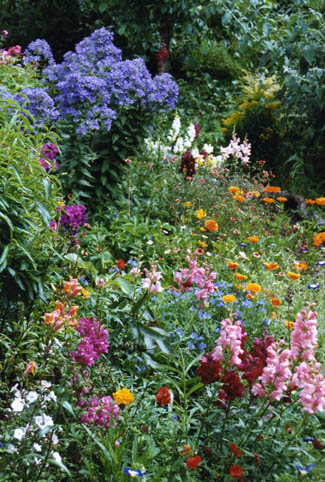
[113,388,134,405]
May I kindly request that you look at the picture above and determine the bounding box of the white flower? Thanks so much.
[7,444,17,453]
[33,443,42,452]
[44,391,57,403]
[52,452,62,463]
[11,398,25,412]
[203,143,214,154]
[52,433,59,445]
[26,391,39,404]
[146,240,153,245]
[40,381,52,390]
[34,414,54,430]
[13,428,25,441]
[173,136,184,154]
[191,148,199,158]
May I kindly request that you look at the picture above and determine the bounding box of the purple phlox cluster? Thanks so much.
[141,265,163,293]
[23,39,55,68]
[40,142,59,171]
[220,136,251,164]
[71,317,109,367]
[212,318,247,367]
[58,204,88,233]
[147,73,178,110]
[173,253,216,304]
[80,395,119,427]
[14,88,59,125]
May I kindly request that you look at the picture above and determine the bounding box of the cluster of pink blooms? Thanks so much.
[141,265,163,293]
[80,396,119,426]
[71,317,109,367]
[212,318,247,367]
[174,253,216,304]
[0,44,22,64]
[220,136,251,164]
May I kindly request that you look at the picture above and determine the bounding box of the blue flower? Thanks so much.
[170,413,178,421]
[308,283,320,290]
[238,242,247,248]
[316,260,325,266]
[123,467,146,477]
[198,343,206,352]
[176,329,184,337]
[295,464,315,475]
[300,248,309,253]
[190,332,200,340]
[188,341,195,350]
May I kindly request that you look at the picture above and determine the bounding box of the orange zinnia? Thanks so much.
[246,282,262,294]
[204,219,219,232]
[263,262,279,271]
[264,186,281,193]
[288,272,300,280]
[263,197,274,204]
[247,236,259,243]
[228,261,239,270]
[234,272,248,281]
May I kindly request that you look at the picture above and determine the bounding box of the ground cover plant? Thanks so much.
[0,23,325,482]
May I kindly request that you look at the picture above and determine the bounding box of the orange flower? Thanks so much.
[227,261,239,270]
[264,186,281,193]
[198,240,208,248]
[233,195,245,202]
[313,232,325,247]
[246,282,262,294]
[288,271,300,280]
[315,197,325,205]
[24,361,36,376]
[276,197,288,202]
[116,258,126,270]
[263,197,274,204]
[305,199,316,205]
[247,236,259,243]
[228,186,240,194]
[270,296,281,306]
[292,260,308,271]
[246,293,255,300]
[285,320,294,330]
[263,262,279,271]
[222,295,237,303]
[204,219,219,232]
[234,272,248,281]
[182,445,192,456]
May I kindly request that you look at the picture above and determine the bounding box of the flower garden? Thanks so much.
[0,17,325,482]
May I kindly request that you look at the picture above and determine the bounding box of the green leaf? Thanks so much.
[61,401,76,418]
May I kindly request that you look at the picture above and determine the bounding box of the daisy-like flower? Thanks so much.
[315,197,325,205]
[195,209,206,219]
[204,219,218,232]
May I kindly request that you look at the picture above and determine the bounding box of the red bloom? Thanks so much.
[116,259,126,270]
[197,352,222,385]
[229,464,243,478]
[186,455,202,469]
[222,371,244,401]
[155,387,171,406]
[312,439,323,450]
[229,443,242,458]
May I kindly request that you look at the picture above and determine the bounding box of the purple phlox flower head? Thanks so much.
[14,88,59,126]
[40,142,59,171]
[59,204,88,233]
[23,39,55,68]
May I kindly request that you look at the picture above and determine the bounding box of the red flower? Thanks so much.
[312,439,323,450]
[155,387,171,406]
[186,455,201,469]
[222,371,244,401]
[116,259,126,270]
[229,443,242,458]
[229,464,243,478]
[197,352,222,385]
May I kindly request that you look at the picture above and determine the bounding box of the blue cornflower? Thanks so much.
[241,299,254,308]
[190,332,200,340]
[170,413,178,421]
[176,329,183,337]
[151,296,157,302]
[128,259,137,267]
[308,283,320,290]
[190,305,195,312]
[264,319,271,326]
[123,467,146,477]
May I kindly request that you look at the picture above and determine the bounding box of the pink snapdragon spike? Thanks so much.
[220,136,251,164]
[141,265,163,293]
[290,308,317,362]
[80,396,120,426]
[259,342,292,402]
[173,253,216,304]
[212,318,247,367]
[71,317,109,367]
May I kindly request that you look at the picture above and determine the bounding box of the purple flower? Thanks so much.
[71,317,109,367]
[40,143,59,171]
[59,204,88,233]
[23,39,55,68]
[80,395,119,427]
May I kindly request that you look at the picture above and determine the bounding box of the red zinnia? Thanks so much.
[116,258,126,270]
[186,455,201,469]
[229,464,243,478]
[155,387,171,406]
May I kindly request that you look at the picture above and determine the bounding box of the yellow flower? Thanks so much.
[183,201,192,208]
[284,320,294,330]
[228,186,240,194]
[222,295,237,303]
[234,272,248,282]
[204,220,219,232]
[113,388,135,405]
[246,293,255,300]
[252,191,260,198]
[198,240,208,248]
[227,261,239,270]
[182,445,192,456]
[313,232,325,247]
[195,209,206,219]
[233,195,245,203]
[246,283,262,294]
[263,262,279,271]
[263,197,274,204]
[315,197,325,206]
[247,236,259,243]
[82,288,90,298]
[287,272,300,280]
[292,260,308,271]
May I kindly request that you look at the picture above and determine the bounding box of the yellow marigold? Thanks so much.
[198,240,208,248]
[276,197,288,203]
[292,260,308,271]
[233,282,243,291]
[222,294,237,303]
[228,186,240,194]
[284,320,294,330]
[264,186,281,193]
[313,232,325,247]
[288,272,300,280]
[263,262,279,271]
[183,201,192,208]
[234,272,248,281]
[247,236,259,243]
[233,195,245,203]
[270,296,281,307]
[246,282,262,294]
[305,199,316,205]
[82,288,90,298]
[113,388,134,405]
[227,261,239,270]
[195,209,206,219]
[204,219,219,232]
[263,197,274,204]
[315,197,325,205]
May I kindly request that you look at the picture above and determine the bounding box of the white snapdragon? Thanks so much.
[203,143,214,154]
[52,451,62,463]
[167,114,181,142]
[183,123,196,148]
[173,136,184,154]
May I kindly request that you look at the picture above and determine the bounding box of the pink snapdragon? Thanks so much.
[80,396,119,426]
[291,360,325,413]
[259,342,292,401]
[212,318,247,367]
[220,136,251,164]
[71,317,109,367]
[141,265,163,293]
[290,308,317,361]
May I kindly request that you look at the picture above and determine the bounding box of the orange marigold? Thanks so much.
[315,197,325,205]
[234,272,248,281]
[204,219,219,232]
[247,236,259,243]
[222,294,237,303]
[264,186,281,193]
[233,195,245,202]
[228,186,240,194]
[288,271,300,280]
[227,261,239,270]
[313,232,325,247]
[276,197,288,202]
[292,260,308,271]
[285,320,294,330]
[263,262,279,271]
[270,296,281,307]
[305,199,316,205]
[246,282,262,294]
[263,197,274,204]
